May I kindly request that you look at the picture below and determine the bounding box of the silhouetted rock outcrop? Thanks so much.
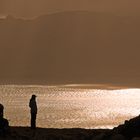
[0,104,10,137]
[112,115,140,139]
[91,115,140,140]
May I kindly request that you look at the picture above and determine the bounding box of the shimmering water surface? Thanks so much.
[0,85,140,129]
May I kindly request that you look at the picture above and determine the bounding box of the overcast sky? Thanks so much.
[1,0,140,17]
[1,0,140,86]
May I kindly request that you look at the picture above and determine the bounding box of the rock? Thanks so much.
[92,133,106,140]
[132,137,140,140]
[110,115,140,139]
[20,135,30,140]
[61,135,76,140]
[109,134,125,140]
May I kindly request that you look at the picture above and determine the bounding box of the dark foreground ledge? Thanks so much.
[1,127,110,140]
[2,115,140,140]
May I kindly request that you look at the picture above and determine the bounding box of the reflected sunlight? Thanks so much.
[0,85,140,128]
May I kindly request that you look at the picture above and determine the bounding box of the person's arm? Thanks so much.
[29,100,32,108]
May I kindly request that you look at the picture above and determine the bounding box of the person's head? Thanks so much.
[31,94,37,100]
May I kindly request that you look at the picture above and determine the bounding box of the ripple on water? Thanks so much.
[0,85,140,128]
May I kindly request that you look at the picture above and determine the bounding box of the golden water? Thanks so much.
[0,85,140,128]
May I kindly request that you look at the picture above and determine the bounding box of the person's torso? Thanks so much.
[29,100,37,114]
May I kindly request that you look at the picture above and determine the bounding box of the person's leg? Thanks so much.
[31,113,34,129]
[31,113,36,129]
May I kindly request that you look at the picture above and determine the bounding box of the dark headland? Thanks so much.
[1,115,140,140]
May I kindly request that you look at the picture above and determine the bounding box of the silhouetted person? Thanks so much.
[29,95,37,129]
[0,104,9,136]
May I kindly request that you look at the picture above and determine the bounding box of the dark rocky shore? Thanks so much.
[0,127,109,140]
[2,115,140,140]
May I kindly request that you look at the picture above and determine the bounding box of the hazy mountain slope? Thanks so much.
[0,12,140,85]
[2,0,140,17]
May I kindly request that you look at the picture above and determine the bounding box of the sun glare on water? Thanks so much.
[0,85,140,128]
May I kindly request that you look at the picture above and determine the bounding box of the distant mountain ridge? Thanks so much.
[2,0,140,18]
[0,11,140,86]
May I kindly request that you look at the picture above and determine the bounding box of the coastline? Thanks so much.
[4,115,140,140]
[3,127,110,140]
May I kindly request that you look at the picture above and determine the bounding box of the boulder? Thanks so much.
[92,133,106,140]
[109,134,125,140]
[132,137,140,140]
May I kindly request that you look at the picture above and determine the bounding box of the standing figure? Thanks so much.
[29,95,37,129]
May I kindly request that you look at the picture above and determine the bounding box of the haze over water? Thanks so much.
[0,85,140,129]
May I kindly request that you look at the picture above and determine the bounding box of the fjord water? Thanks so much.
[0,85,140,129]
